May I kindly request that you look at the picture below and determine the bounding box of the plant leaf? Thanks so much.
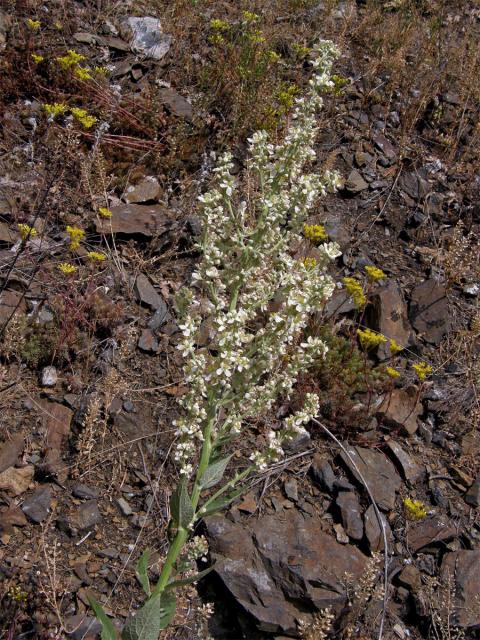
[165,564,217,590]
[122,592,176,640]
[136,550,151,597]
[88,595,118,640]
[199,486,245,518]
[170,479,194,529]
[199,455,232,489]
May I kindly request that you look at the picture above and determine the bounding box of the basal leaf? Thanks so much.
[122,592,176,640]
[88,595,118,640]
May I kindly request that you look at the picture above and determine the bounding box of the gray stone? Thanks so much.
[386,441,423,483]
[65,614,102,639]
[22,488,52,523]
[310,454,335,492]
[116,497,133,516]
[72,484,99,500]
[336,492,363,540]
[0,433,24,474]
[367,282,414,359]
[345,169,368,193]
[124,177,162,204]
[284,478,298,502]
[399,171,430,200]
[206,510,367,635]
[148,303,170,330]
[409,279,450,345]
[408,516,457,552]
[75,500,102,531]
[123,16,172,61]
[41,366,58,387]
[134,274,164,310]
[364,504,393,552]
[339,445,402,511]
[377,386,422,435]
[137,328,159,353]
[465,475,480,507]
[283,427,311,454]
[95,204,171,237]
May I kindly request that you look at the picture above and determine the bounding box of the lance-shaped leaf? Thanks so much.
[199,486,245,519]
[170,479,194,529]
[165,564,216,590]
[136,550,151,597]
[199,455,232,489]
[88,595,118,640]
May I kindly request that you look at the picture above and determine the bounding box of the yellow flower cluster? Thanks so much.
[58,262,77,275]
[365,265,386,282]
[66,225,85,250]
[331,74,349,96]
[98,207,112,219]
[267,50,281,63]
[386,366,400,379]
[74,66,92,81]
[412,362,433,381]
[31,53,44,64]
[404,498,428,520]
[87,251,106,262]
[357,328,387,350]
[8,585,28,602]
[292,43,311,58]
[243,11,260,22]
[302,257,317,270]
[389,338,403,355]
[210,18,229,31]
[27,19,41,30]
[343,277,366,307]
[17,223,37,240]
[71,107,97,129]
[304,223,328,244]
[56,49,85,69]
[43,102,68,117]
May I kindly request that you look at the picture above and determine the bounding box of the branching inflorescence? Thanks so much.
[92,39,342,640]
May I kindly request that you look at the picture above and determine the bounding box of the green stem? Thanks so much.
[152,526,189,597]
[191,417,215,509]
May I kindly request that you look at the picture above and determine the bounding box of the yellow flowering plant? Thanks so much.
[73,66,93,81]
[17,224,37,240]
[43,102,68,118]
[365,265,386,282]
[404,498,428,520]
[87,251,106,262]
[412,362,433,381]
[27,19,41,30]
[389,338,403,355]
[58,262,77,275]
[343,277,366,308]
[71,107,97,129]
[31,54,44,64]
[98,207,112,219]
[66,225,85,251]
[56,49,85,69]
[304,223,328,244]
[357,328,387,350]
[386,366,401,379]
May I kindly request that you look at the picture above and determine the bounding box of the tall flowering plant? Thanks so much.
[91,40,341,640]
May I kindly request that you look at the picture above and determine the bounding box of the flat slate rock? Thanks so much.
[409,279,450,345]
[0,433,24,474]
[206,509,367,635]
[95,204,171,237]
[22,487,52,523]
[367,282,414,359]
[407,515,457,552]
[339,445,401,511]
[377,386,422,435]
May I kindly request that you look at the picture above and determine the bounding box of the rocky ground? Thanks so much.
[0,1,479,639]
